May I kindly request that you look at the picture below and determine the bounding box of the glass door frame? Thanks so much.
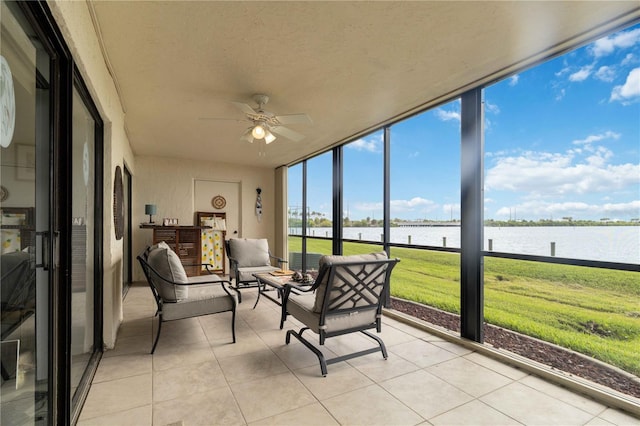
[69,69,103,423]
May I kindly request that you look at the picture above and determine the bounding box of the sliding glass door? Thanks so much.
[2,2,103,423]
[1,1,52,422]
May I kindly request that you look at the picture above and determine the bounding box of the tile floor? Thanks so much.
[77,283,640,425]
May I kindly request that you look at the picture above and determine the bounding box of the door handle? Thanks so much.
[35,231,49,270]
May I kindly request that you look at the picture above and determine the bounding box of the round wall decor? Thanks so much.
[212,195,226,209]
[0,56,16,148]
[113,166,124,240]
[0,185,8,202]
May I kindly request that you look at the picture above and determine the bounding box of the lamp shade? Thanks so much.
[251,124,266,139]
[145,204,157,215]
[264,130,276,144]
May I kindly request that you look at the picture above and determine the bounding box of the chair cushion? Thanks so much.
[147,243,189,301]
[228,238,271,267]
[143,240,168,260]
[163,283,236,321]
[288,292,378,334]
[237,265,279,282]
[313,252,388,313]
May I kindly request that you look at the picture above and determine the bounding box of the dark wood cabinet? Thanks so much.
[147,226,204,277]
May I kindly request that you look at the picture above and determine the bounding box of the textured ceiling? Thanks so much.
[90,1,639,169]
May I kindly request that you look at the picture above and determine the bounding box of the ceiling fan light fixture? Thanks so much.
[251,123,266,139]
[264,130,276,144]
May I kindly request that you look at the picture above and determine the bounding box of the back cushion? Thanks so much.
[313,252,388,313]
[228,238,270,267]
[144,240,169,260]
[147,243,189,301]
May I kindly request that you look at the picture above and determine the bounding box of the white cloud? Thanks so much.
[572,131,620,146]
[442,203,460,216]
[408,151,420,158]
[508,75,519,86]
[555,88,566,101]
[610,67,640,104]
[621,53,636,66]
[568,65,592,82]
[485,149,639,197]
[495,200,640,219]
[555,64,571,77]
[590,28,640,58]
[386,197,439,214]
[435,109,460,122]
[594,65,616,82]
[347,134,382,152]
[356,197,439,215]
[484,101,500,114]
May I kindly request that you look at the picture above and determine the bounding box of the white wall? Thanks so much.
[47,1,135,348]
[45,1,279,350]
[133,156,276,280]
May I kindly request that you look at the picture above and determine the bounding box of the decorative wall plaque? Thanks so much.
[212,195,226,209]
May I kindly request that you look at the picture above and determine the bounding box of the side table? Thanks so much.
[253,272,313,329]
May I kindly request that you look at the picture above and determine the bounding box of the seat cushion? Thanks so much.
[313,252,388,313]
[237,265,279,282]
[228,238,271,267]
[288,292,378,334]
[163,283,236,321]
[287,293,320,332]
[147,243,189,301]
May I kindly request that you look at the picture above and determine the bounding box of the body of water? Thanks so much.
[291,226,639,264]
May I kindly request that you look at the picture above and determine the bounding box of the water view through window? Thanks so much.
[287,23,639,391]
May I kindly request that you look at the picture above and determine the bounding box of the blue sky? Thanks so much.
[291,23,640,222]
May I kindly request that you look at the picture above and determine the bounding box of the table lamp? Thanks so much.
[145,204,157,224]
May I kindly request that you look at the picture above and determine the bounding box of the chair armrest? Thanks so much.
[184,278,232,286]
[138,255,235,302]
[283,282,314,293]
[282,281,315,306]
[201,263,220,274]
[269,252,285,268]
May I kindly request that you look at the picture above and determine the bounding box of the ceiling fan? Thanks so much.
[229,94,313,144]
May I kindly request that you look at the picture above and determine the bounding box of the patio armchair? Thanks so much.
[283,252,399,376]
[137,242,237,354]
[225,238,284,303]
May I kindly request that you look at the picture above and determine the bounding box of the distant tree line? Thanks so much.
[484,218,639,227]
[289,213,639,228]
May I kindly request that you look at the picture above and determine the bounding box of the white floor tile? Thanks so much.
[79,287,638,426]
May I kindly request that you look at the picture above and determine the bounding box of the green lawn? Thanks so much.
[288,236,640,376]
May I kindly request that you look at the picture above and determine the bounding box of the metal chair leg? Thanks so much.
[151,314,162,354]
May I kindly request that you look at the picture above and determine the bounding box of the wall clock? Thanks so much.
[113,166,124,240]
[212,195,226,209]
[0,185,8,202]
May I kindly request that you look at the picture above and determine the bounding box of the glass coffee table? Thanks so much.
[253,272,313,329]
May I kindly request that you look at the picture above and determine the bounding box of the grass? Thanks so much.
[288,236,640,376]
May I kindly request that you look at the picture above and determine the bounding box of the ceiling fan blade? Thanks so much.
[274,113,313,125]
[199,117,246,122]
[232,102,257,115]
[240,128,254,143]
[270,125,305,142]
